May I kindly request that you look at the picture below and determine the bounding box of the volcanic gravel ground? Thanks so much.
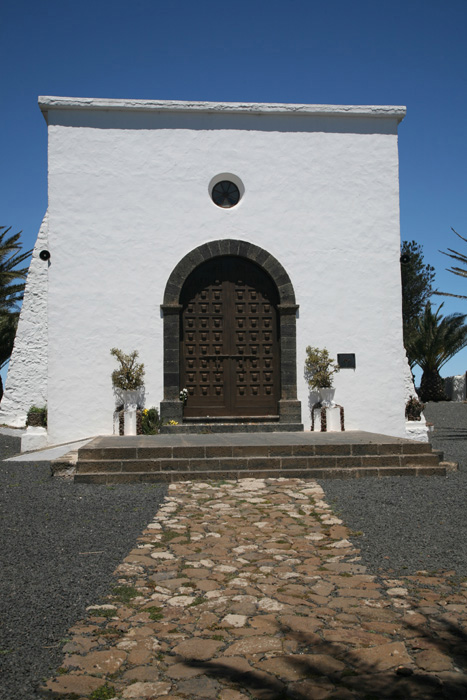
[2,403,467,698]
[0,435,166,700]
[320,401,467,577]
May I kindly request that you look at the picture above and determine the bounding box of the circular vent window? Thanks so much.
[211,180,240,208]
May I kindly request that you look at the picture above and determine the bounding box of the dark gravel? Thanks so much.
[0,434,167,700]
[320,402,467,578]
[2,404,467,698]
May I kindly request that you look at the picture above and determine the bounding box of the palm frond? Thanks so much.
[438,228,467,292]
[0,226,32,314]
[433,290,467,300]
[451,228,467,245]
[440,250,467,268]
[0,227,31,371]
[0,312,19,369]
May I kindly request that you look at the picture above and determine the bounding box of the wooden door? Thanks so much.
[180,257,280,418]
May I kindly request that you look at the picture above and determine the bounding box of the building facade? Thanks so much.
[0,97,409,445]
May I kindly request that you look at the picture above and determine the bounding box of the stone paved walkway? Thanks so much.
[41,478,467,699]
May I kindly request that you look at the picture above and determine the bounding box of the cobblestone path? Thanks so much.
[42,478,467,699]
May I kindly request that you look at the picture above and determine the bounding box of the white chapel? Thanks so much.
[0,97,411,446]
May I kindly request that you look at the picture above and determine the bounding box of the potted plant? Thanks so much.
[26,405,47,428]
[405,396,425,421]
[141,407,162,435]
[22,404,48,452]
[304,346,340,406]
[110,348,145,435]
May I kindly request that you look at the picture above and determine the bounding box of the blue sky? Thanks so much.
[1,0,467,384]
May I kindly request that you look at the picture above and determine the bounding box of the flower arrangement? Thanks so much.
[304,346,340,390]
[168,420,179,425]
[179,388,188,405]
[110,348,145,390]
[141,407,161,434]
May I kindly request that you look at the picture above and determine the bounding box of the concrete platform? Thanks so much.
[6,438,93,462]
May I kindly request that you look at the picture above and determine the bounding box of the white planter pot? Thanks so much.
[124,409,137,436]
[120,389,141,436]
[113,411,120,435]
[121,390,140,410]
[319,388,336,407]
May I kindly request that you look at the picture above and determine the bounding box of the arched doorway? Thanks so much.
[161,239,302,428]
[180,256,280,419]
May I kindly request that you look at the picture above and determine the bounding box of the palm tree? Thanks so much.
[0,312,19,365]
[0,226,31,400]
[406,303,467,402]
[0,226,31,313]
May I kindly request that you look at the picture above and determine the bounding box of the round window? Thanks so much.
[211,180,240,208]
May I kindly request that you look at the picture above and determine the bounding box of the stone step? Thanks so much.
[161,422,304,434]
[76,452,443,475]
[75,464,450,484]
[72,431,452,484]
[77,441,437,462]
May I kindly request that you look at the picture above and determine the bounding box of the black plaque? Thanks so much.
[338,353,356,369]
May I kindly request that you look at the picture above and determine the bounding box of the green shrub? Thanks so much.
[26,405,47,427]
[141,407,161,434]
[110,348,145,390]
[304,346,339,389]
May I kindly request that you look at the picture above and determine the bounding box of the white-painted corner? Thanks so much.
[21,426,48,452]
[405,421,429,442]
[0,212,48,427]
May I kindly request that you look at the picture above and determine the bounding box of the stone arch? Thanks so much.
[160,239,302,427]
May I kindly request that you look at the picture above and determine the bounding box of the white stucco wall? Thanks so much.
[403,358,418,405]
[36,98,407,444]
[444,374,466,401]
[0,212,48,426]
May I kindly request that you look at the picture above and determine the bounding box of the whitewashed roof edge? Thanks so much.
[38,96,406,120]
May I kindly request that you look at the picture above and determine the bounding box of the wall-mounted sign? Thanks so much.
[338,353,356,369]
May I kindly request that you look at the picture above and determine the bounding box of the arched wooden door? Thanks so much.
[180,256,280,419]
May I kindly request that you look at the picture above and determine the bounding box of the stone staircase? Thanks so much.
[70,431,455,484]
[160,421,304,434]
